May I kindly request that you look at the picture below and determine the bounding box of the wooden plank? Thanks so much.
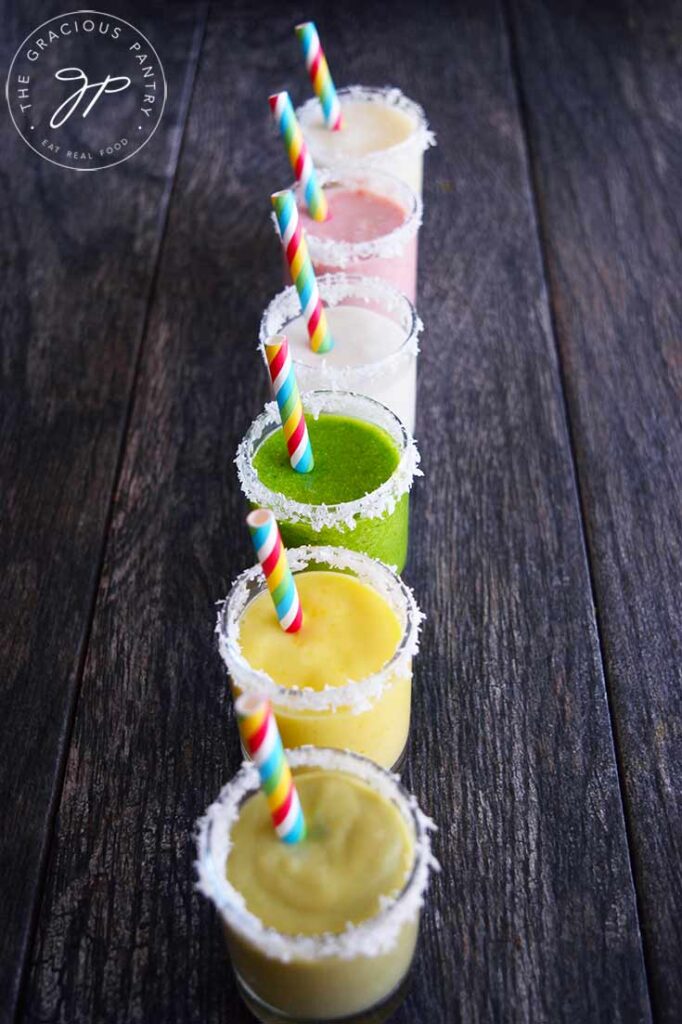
[507,1,682,1019]
[0,2,207,1020]
[23,1,652,1021]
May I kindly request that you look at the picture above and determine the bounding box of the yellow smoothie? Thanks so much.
[237,570,411,768]
[224,769,418,1020]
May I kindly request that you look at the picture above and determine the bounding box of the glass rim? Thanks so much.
[216,543,423,712]
[291,166,423,265]
[296,85,436,162]
[258,273,423,386]
[195,746,438,963]
[235,389,421,533]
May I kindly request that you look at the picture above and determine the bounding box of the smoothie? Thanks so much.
[237,392,419,572]
[237,570,409,767]
[309,189,405,245]
[259,278,421,437]
[226,770,413,933]
[294,169,421,301]
[217,546,422,769]
[239,572,401,688]
[250,405,408,569]
[253,414,398,504]
[297,86,435,197]
[196,748,437,1023]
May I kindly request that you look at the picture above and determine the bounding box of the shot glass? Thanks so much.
[259,276,422,436]
[235,390,420,572]
[291,167,422,302]
[196,747,438,1023]
[217,544,422,769]
[297,85,435,197]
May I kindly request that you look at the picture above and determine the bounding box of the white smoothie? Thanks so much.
[297,87,433,197]
[305,101,414,157]
[285,305,417,435]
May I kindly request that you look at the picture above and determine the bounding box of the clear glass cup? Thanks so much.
[259,276,422,436]
[196,747,438,1023]
[291,167,422,302]
[217,545,423,769]
[297,86,435,197]
[235,390,421,572]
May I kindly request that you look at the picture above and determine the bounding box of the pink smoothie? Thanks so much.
[308,188,404,242]
[298,187,418,302]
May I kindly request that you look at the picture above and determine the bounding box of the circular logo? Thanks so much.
[5,10,166,171]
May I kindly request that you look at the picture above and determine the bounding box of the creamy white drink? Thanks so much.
[297,86,435,197]
[259,274,421,435]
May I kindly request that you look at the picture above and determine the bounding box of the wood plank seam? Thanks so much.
[500,3,656,1020]
[10,8,210,1023]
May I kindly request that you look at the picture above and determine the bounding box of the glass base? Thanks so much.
[235,969,412,1024]
[239,738,409,774]
[390,741,408,774]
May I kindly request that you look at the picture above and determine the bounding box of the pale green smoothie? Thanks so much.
[196,751,436,1023]
[225,770,418,1020]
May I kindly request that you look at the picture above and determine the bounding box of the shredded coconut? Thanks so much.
[259,274,423,388]
[235,390,421,532]
[287,168,422,267]
[195,747,439,962]
[297,86,436,167]
[216,544,423,713]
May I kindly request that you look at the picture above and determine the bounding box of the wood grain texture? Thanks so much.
[19,0,651,1021]
[507,1,682,1019]
[0,1,207,1020]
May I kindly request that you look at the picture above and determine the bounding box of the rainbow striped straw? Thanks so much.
[269,91,328,222]
[247,508,303,633]
[236,693,306,844]
[271,189,334,354]
[295,21,343,131]
[265,335,314,474]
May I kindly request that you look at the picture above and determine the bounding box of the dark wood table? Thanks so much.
[2,1,680,1021]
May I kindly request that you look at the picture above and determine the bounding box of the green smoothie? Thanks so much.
[252,413,410,570]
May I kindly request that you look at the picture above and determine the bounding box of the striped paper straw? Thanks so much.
[269,91,328,222]
[265,334,314,474]
[295,21,342,131]
[236,693,306,844]
[271,189,334,354]
[247,508,303,633]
